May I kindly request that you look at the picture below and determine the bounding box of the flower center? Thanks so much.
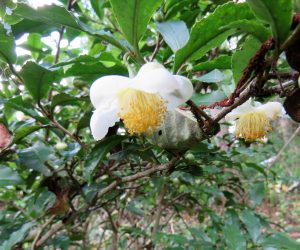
[117,88,167,135]
[235,111,272,140]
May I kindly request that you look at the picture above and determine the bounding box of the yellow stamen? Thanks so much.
[235,111,272,141]
[117,88,167,135]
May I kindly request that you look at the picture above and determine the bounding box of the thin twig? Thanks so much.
[31,216,55,250]
[268,126,300,168]
[152,184,167,236]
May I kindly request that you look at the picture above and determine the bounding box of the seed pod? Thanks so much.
[147,109,205,150]
[283,89,300,122]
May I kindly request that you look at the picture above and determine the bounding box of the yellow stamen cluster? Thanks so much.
[117,88,167,135]
[235,111,272,141]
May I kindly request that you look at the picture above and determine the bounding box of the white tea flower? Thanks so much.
[225,100,283,141]
[89,62,193,140]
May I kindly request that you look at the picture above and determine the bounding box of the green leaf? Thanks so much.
[18,142,53,176]
[155,20,189,52]
[5,97,48,123]
[126,201,144,216]
[224,225,246,250]
[0,166,24,187]
[14,3,124,50]
[90,0,106,19]
[85,135,125,182]
[193,55,232,71]
[197,69,225,83]
[20,61,62,102]
[223,20,271,42]
[232,36,261,84]
[240,210,262,243]
[0,26,16,63]
[51,93,85,111]
[26,33,42,59]
[65,61,127,82]
[192,91,226,106]
[109,0,162,46]
[174,2,254,72]
[0,222,36,250]
[77,110,92,132]
[13,125,47,144]
[224,223,246,250]
[246,0,293,46]
[248,181,265,208]
[261,232,300,250]
[12,19,55,39]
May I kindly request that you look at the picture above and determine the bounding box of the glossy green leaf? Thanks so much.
[26,33,42,59]
[192,91,226,106]
[193,55,231,71]
[248,181,265,208]
[155,20,189,52]
[13,125,47,143]
[0,166,24,187]
[197,69,225,83]
[14,3,124,50]
[65,61,127,82]
[4,97,48,123]
[85,135,125,182]
[51,93,85,111]
[20,61,62,102]
[261,232,300,250]
[90,0,106,19]
[224,225,246,250]
[240,210,262,243]
[223,20,271,42]
[224,223,246,250]
[0,26,16,63]
[0,222,36,250]
[12,19,55,39]
[246,0,293,46]
[109,0,162,46]
[232,36,261,84]
[18,142,53,176]
[174,2,254,72]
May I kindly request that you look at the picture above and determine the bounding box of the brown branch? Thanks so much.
[152,184,167,236]
[31,216,56,250]
[212,85,253,124]
[150,37,164,62]
[104,207,119,250]
[38,102,88,152]
[95,158,178,200]
[267,125,300,168]
[186,100,213,123]
[35,221,64,248]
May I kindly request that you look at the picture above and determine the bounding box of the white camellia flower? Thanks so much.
[90,62,193,140]
[225,100,284,141]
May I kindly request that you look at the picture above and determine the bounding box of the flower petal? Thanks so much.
[90,75,131,109]
[173,75,194,101]
[225,99,256,122]
[130,62,193,109]
[257,101,284,120]
[90,105,120,140]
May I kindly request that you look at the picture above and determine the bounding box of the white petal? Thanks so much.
[130,62,193,109]
[90,105,120,140]
[173,75,194,102]
[257,102,283,120]
[225,99,256,122]
[90,75,131,109]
